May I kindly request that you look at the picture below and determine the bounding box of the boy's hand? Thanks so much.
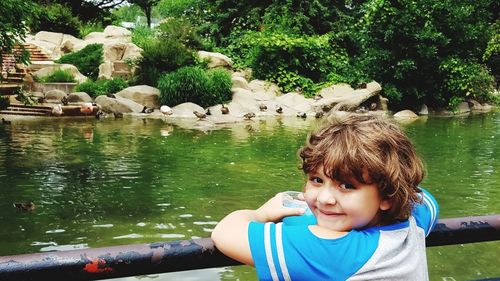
[255,193,306,222]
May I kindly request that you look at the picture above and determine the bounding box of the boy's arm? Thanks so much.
[211,194,305,265]
[413,188,439,236]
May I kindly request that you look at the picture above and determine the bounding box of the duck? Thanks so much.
[221,104,229,115]
[313,94,323,101]
[355,106,368,114]
[369,102,377,111]
[106,93,116,98]
[193,111,207,120]
[13,201,36,212]
[61,96,69,106]
[295,87,303,94]
[141,106,154,114]
[160,105,173,116]
[114,112,123,118]
[52,104,63,116]
[276,105,283,114]
[96,110,106,120]
[297,112,307,119]
[1,118,12,125]
[259,104,267,112]
[206,108,211,116]
[243,112,256,120]
[315,112,324,118]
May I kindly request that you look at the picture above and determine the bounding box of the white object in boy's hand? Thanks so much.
[282,191,307,208]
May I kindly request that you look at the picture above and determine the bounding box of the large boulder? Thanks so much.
[171,102,205,117]
[115,85,160,109]
[60,34,84,54]
[317,83,354,99]
[393,110,419,119]
[276,92,313,113]
[95,96,144,114]
[248,80,281,100]
[34,31,64,46]
[231,76,250,91]
[229,88,260,116]
[104,25,132,41]
[197,51,232,69]
[45,89,67,102]
[468,99,493,112]
[67,92,92,103]
[33,64,87,83]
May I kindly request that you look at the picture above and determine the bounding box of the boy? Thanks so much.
[212,114,439,280]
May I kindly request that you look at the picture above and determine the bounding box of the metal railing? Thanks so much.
[0,215,499,281]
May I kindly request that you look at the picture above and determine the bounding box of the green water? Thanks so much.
[0,112,499,281]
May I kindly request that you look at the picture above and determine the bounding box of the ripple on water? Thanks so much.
[113,233,144,239]
[45,229,65,234]
[40,244,88,252]
[159,234,185,239]
[92,224,114,228]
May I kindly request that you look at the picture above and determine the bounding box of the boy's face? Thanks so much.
[303,166,391,232]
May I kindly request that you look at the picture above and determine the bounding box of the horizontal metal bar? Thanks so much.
[0,215,499,281]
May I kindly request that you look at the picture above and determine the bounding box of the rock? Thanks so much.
[231,76,250,91]
[98,61,113,80]
[393,110,419,119]
[171,102,205,117]
[365,81,382,94]
[103,42,128,61]
[456,102,471,114]
[95,95,144,114]
[276,92,313,113]
[60,35,84,54]
[317,83,354,99]
[45,90,67,102]
[248,80,281,99]
[115,85,160,109]
[84,31,106,42]
[67,92,92,103]
[197,51,232,69]
[103,25,132,41]
[467,99,493,112]
[230,88,259,114]
[122,43,142,61]
[312,87,380,113]
[419,104,429,115]
[34,31,64,46]
[33,64,87,83]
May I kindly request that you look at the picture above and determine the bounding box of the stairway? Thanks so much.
[1,43,54,95]
[0,104,52,116]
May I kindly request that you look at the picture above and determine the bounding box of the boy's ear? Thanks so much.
[379,198,392,211]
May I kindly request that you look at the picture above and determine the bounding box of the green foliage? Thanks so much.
[242,32,348,96]
[131,26,156,49]
[37,69,76,83]
[128,0,161,27]
[440,57,495,104]
[0,96,10,110]
[56,44,104,80]
[30,3,81,36]
[111,4,144,22]
[156,0,196,18]
[79,22,104,39]
[75,78,129,98]
[354,0,496,108]
[157,66,232,107]
[134,18,203,86]
[0,0,37,69]
[483,22,499,81]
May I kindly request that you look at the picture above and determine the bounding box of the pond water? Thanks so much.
[0,111,499,281]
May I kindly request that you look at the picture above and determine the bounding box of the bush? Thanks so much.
[79,22,104,39]
[135,39,196,86]
[30,3,80,36]
[131,26,155,49]
[0,96,10,110]
[56,44,103,80]
[440,57,496,105]
[75,78,129,98]
[157,66,232,107]
[37,69,76,83]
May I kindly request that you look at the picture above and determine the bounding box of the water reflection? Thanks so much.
[0,112,499,280]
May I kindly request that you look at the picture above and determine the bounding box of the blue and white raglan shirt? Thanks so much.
[248,189,439,281]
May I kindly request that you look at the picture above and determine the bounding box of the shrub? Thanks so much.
[0,96,10,110]
[79,22,104,39]
[30,3,81,36]
[75,78,129,98]
[131,26,155,49]
[56,44,103,80]
[37,69,76,83]
[439,57,496,105]
[157,66,232,107]
[135,39,196,86]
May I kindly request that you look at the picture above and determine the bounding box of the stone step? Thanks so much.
[8,104,53,110]
[0,110,50,116]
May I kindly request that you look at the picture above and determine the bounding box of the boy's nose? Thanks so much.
[317,188,336,205]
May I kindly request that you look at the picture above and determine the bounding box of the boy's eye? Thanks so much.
[309,176,323,184]
[339,183,356,190]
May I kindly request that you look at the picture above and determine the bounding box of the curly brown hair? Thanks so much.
[299,114,424,224]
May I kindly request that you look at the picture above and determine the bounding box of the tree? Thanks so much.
[0,0,38,77]
[128,0,161,27]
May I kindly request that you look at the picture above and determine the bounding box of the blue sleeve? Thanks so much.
[248,222,283,281]
[413,188,439,236]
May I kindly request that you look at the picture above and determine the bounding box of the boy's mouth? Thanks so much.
[318,209,344,216]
